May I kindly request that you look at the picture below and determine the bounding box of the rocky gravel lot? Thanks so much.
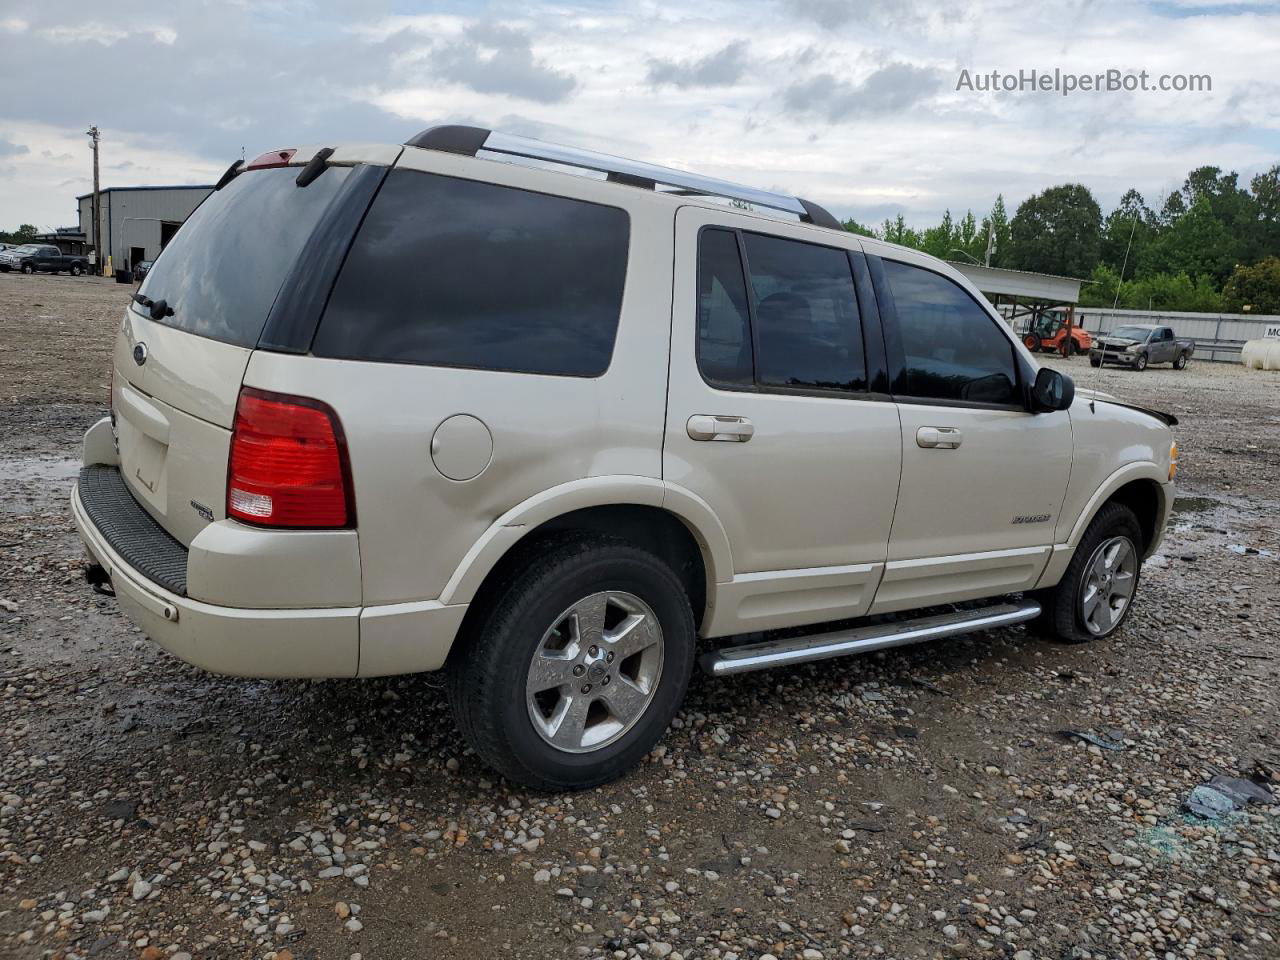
[1,273,1278,960]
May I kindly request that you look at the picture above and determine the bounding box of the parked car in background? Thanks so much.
[1090,324,1194,370]
[133,259,154,282]
[0,243,90,276]
[71,128,1178,790]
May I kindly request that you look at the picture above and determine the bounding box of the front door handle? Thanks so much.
[688,415,754,442]
[916,426,962,449]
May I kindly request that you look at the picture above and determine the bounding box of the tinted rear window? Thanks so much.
[136,166,352,347]
[313,169,630,377]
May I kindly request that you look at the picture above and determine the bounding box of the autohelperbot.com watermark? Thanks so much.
[956,68,1211,96]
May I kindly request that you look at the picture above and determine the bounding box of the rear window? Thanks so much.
[136,166,352,347]
[312,169,630,377]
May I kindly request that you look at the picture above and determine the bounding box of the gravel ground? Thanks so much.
[1,272,1278,960]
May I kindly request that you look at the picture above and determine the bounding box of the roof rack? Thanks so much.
[405,124,843,230]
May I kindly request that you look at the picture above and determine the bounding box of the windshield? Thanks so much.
[136,165,352,347]
[1109,326,1151,340]
[13,245,38,254]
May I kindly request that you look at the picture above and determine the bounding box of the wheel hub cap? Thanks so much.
[525,591,664,754]
[1080,535,1138,636]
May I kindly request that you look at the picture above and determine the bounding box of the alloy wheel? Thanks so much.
[525,591,665,754]
[1080,536,1138,636]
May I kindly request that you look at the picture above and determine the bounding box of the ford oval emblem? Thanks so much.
[132,342,148,366]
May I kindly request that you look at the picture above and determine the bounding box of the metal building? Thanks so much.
[76,184,213,274]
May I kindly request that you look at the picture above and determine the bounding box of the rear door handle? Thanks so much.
[916,426,962,449]
[688,415,754,442]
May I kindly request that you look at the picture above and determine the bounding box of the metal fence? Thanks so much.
[1073,308,1280,363]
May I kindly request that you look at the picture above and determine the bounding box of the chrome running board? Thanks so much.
[699,600,1041,677]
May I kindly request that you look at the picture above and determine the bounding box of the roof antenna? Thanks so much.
[1090,211,1138,412]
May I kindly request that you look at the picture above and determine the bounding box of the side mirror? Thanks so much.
[1031,367,1074,412]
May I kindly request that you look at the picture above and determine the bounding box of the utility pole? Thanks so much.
[86,126,101,276]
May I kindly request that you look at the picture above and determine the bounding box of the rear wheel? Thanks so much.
[1134,352,1148,371]
[1173,352,1189,370]
[1024,333,1042,353]
[447,536,695,791]
[1030,502,1143,644]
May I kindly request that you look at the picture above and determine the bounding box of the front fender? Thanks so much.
[1064,462,1169,551]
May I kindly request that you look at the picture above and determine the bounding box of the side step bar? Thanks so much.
[699,600,1041,677]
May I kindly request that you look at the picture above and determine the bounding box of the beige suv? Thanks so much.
[72,126,1178,789]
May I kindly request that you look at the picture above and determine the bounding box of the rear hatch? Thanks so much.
[113,161,359,545]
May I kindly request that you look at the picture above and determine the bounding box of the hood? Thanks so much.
[1078,391,1178,427]
[1094,336,1140,348]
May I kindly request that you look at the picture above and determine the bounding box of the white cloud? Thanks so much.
[0,122,222,230]
[1,0,1278,229]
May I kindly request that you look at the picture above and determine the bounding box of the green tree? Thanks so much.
[880,213,922,249]
[977,195,1008,268]
[1100,189,1155,275]
[842,217,876,237]
[1223,256,1280,314]
[0,224,37,244]
[920,209,956,260]
[1079,263,1223,312]
[1142,195,1237,282]
[1007,184,1102,277]
[1250,165,1280,258]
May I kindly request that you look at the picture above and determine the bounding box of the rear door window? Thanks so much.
[313,169,630,377]
[742,233,865,392]
[694,228,866,393]
[882,259,1019,405]
[137,166,353,347]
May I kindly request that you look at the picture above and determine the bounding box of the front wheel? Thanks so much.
[1134,352,1148,371]
[20,263,33,274]
[1089,356,1102,368]
[1173,352,1189,370]
[447,536,695,791]
[1030,502,1143,644]
[70,264,82,276]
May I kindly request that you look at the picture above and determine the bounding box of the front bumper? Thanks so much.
[1091,351,1140,365]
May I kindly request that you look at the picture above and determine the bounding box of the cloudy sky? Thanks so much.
[1,0,1278,232]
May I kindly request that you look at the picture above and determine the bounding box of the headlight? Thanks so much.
[1169,441,1179,481]
[1125,344,1141,353]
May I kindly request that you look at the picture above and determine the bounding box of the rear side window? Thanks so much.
[136,166,352,347]
[696,229,753,386]
[314,170,630,377]
[695,228,866,393]
[882,259,1018,405]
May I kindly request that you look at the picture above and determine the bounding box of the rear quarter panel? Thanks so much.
[244,151,677,607]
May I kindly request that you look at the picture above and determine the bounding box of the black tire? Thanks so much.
[1089,356,1102,368]
[1133,352,1148,371]
[1030,502,1144,644]
[1173,352,1188,370]
[70,264,82,276]
[20,263,33,274]
[1024,333,1042,353]
[447,535,696,791]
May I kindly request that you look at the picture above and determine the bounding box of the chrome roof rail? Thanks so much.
[405,124,843,230]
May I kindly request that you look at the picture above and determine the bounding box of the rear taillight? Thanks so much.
[227,387,354,528]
